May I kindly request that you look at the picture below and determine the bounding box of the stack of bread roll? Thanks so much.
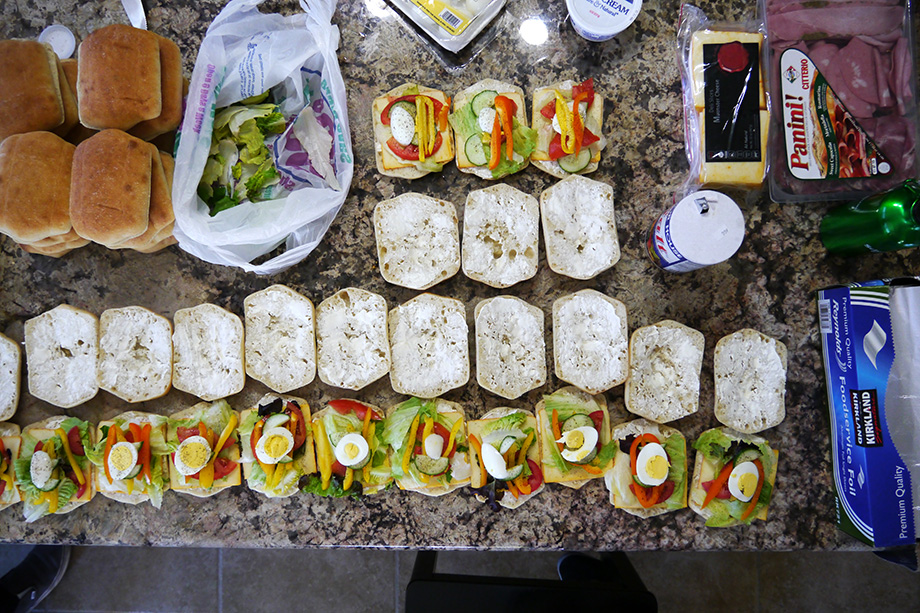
[0,24,184,258]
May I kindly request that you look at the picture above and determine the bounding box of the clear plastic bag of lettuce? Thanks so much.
[173,0,353,274]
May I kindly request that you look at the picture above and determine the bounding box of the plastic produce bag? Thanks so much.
[172,0,353,274]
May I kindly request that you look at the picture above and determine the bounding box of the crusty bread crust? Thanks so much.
[0,40,65,141]
[316,288,390,391]
[474,296,545,399]
[714,329,788,434]
[0,333,21,422]
[129,35,183,141]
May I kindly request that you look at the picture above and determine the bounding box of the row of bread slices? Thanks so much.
[0,26,183,145]
[373,78,605,181]
[0,287,786,433]
[373,175,620,291]
[0,129,177,257]
[0,390,778,528]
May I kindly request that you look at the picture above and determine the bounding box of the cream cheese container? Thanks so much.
[566,0,642,42]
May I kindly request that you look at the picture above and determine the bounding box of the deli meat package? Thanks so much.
[763,0,920,202]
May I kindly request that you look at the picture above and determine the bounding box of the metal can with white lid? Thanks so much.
[565,0,642,42]
[646,190,746,272]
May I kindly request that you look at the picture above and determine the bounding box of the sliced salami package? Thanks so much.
[763,0,920,202]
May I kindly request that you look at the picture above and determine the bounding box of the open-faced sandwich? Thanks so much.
[605,418,688,517]
[531,78,605,178]
[86,411,170,508]
[468,408,544,510]
[13,416,94,522]
[448,79,537,179]
[0,422,22,511]
[307,399,392,498]
[383,397,470,496]
[688,427,778,527]
[534,386,616,489]
[167,400,241,498]
[238,393,316,498]
[372,82,454,179]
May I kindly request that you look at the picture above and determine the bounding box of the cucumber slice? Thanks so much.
[126,464,142,480]
[558,149,592,173]
[471,90,498,115]
[498,436,517,454]
[733,448,762,465]
[392,101,417,118]
[569,447,597,465]
[328,430,347,448]
[465,134,489,166]
[350,452,370,470]
[562,414,594,433]
[37,475,61,492]
[415,455,449,476]
[264,414,290,430]
[502,464,524,481]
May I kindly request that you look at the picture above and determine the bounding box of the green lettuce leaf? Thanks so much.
[662,435,688,509]
[301,474,362,499]
[13,457,42,500]
[592,441,618,469]
[541,389,599,422]
[693,428,733,462]
[481,413,525,437]
[56,477,77,507]
[147,456,166,509]
[237,411,261,437]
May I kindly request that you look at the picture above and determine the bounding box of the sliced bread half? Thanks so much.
[171,304,245,401]
[24,305,99,408]
[316,288,390,391]
[244,285,316,393]
[474,296,545,399]
[97,306,172,403]
[714,329,787,433]
[0,332,20,421]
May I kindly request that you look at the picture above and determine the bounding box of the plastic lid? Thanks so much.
[38,25,76,59]
[566,0,642,38]
[670,191,745,265]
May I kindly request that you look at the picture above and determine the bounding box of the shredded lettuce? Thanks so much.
[301,474,362,499]
[693,429,733,462]
[237,412,261,437]
[541,389,600,422]
[481,413,525,437]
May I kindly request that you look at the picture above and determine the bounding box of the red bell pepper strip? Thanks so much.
[140,424,152,484]
[572,78,595,108]
[380,95,444,125]
[494,95,515,162]
[103,425,118,484]
[488,112,502,170]
[572,90,588,154]
[740,459,765,520]
[702,460,735,509]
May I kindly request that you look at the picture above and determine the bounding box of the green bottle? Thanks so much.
[821,179,920,256]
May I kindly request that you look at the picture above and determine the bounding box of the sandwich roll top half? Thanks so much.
[307,399,391,498]
[0,332,21,422]
[383,397,470,496]
[714,329,788,434]
[0,423,23,511]
[167,400,241,497]
[238,394,316,498]
[530,78,605,179]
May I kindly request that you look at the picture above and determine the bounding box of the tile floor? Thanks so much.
[0,545,918,612]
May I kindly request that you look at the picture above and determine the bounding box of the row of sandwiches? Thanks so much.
[373,78,606,180]
[0,389,777,527]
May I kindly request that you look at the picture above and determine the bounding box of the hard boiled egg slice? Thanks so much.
[478,107,497,134]
[556,426,598,463]
[108,441,139,481]
[635,442,670,487]
[480,443,522,481]
[30,450,56,489]
[389,105,416,146]
[334,433,369,468]
[728,461,760,502]
[174,435,212,476]
[255,427,294,465]
[424,433,444,459]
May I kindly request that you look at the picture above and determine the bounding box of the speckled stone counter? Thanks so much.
[0,0,916,551]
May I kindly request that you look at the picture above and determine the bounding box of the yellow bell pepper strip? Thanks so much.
[444,418,463,458]
[416,96,428,162]
[571,91,588,155]
[702,460,734,509]
[314,419,332,490]
[200,413,238,490]
[361,404,373,438]
[551,409,564,451]
[55,428,84,486]
[362,421,375,484]
[740,459,766,521]
[418,471,429,484]
[469,434,487,487]
[126,477,134,494]
[582,464,603,475]
[494,95,515,162]
[270,461,286,491]
[401,414,422,475]
[343,466,354,490]
[426,97,436,157]
[506,478,520,499]
[516,430,534,467]
[103,425,119,484]
[488,111,502,169]
[422,416,434,446]
[45,490,58,513]
[554,91,575,155]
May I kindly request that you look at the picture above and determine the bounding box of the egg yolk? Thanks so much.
[344,442,360,460]
[179,441,209,469]
[564,430,584,450]
[263,434,289,459]
[110,446,135,472]
[644,455,669,481]
[737,472,758,498]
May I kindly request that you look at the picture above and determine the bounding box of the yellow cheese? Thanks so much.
[690,30,766,110]
[699,110,769,187]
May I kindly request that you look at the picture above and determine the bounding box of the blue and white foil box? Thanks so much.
[818,280,919,548]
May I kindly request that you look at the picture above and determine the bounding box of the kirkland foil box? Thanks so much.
[818,279,920,548]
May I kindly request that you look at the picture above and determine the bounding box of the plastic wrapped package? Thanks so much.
[763,0,920,202]
[677,4,770,198]
[387,0,505,53]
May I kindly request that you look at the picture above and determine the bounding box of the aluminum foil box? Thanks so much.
[817,279,918,548]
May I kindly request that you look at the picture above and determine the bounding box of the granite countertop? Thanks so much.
[0,0,916,551]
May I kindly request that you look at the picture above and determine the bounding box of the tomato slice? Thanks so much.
[0,480,5,497]
[588,411,604,450]
[177,426,199,443]
[380,94,445,125]
[548,129,599,160]
[67,426,85,456]
[213,457,236,480]
[387,133,443,161]
[702,478,732,500]
[286,402,307,451]
[220,436,235,452]
[526,459,543,491]
[572,78,596,108]
[540,99,556,119]
[64,468,88,499]
[331,460,347,478]
[655,480,676,504]
[34,441,43,453]
[329,399,382,422]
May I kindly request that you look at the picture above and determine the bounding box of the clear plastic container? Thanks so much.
[565,0,642,42]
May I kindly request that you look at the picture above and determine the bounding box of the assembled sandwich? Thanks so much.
[13,416,94,522]
[238,393,315,498]
[86,411,170,507]
[468,408,544,510]
[534,386,616,489]
[0,423,22,511]
[531,78,605,178]
[373,82,454,179]
[605,418,688,517]
[383,397,470,496]
[167,400,241,497]
[448,79,537,179]
[306,399,391,498]
[688,427,778,527]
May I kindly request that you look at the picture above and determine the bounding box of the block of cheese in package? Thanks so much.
[698,110,770,186]
[690,30,766,110]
